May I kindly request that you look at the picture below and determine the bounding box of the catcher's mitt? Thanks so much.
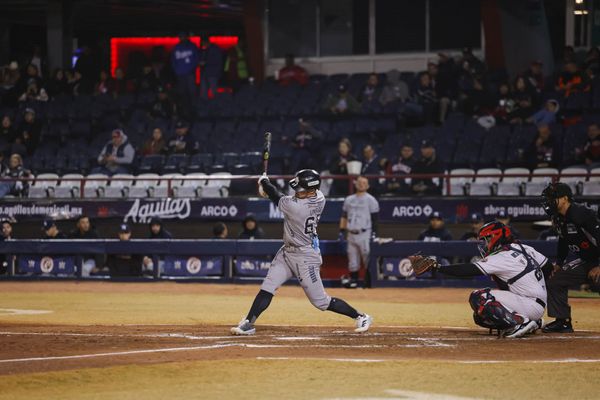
[408,254,439,276]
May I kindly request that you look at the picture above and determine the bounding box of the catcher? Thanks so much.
[409,221,550,338]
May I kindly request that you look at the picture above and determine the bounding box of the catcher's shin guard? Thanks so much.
[469,288,524,330]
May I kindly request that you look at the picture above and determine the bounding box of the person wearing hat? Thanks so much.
[541,182,600,333]
[323,84,359,115]
[42,219,67,239]
[171,32,200,117]
[150,85,176,120]
[0,220,13,274]
[495,210,521,239]
[148,217,172,239]
[168,120,196,155]
[105,223,143,277]
[418,211,453,242]
[238,214,264,240]
[411,140,442,195]
[385,143,416,195]
[278,54,308,86]
[527,99,559,127]
[93,129,136,176]
[460,213,485,241]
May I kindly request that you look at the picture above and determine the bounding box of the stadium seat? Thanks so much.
[559,167,588,195]
[469,168,502,196]
[497,168,530,196]
[28,173,59,199]
[129,173,160,198]
[202,172,232,198]
[138,155,165,174]
[154,174,183,198]
[173,173,206,198]
[186,153,213,173]
[524,168,559,196]
[583,167,600,196]
[54,174,84,198]
[448,169,475,196]
[104,174,134,198]
[83,174,109,198]
[162,154,189,174]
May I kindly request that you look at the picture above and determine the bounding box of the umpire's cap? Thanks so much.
[289,169,321,192]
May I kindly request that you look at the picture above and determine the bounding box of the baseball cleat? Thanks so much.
[354,313,372,333]
[230,318,256,336]
[504,318,541,338]
[542,318,574,333]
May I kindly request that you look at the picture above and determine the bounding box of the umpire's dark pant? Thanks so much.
[547,258,594,319]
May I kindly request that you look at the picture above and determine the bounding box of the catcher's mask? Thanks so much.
[541,182,572,217]
[477,221,513,258]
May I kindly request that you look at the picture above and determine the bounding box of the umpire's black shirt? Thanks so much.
[555,202,600,265]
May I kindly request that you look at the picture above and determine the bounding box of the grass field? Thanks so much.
[0,281,599,400]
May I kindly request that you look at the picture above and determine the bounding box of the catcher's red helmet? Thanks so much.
[477,221,513,257]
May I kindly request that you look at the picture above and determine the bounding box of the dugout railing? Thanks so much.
[0,239,558,287]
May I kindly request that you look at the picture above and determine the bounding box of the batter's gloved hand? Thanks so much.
[408,254,439,276]
[258,173,269,198]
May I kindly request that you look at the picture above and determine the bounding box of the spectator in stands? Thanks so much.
[150,86,176,120]
[278,54,308,86]
[324,84,360,115]
[93,129,135,175]
[0,154,31,197]
[238,214,265,239]
[26,45,46,78]
[46,68,69,98]
[411,140,442,196]
[361,144,385,196]
[577,123,600,169]
[13,108,40,156]
[137,64,160,93]
[224,40,249,91]
[106,223,142,277]
[408,72,438,123]
[584,47,600,74]
[556,61,588,98]
[507,76,536,124]
[418,211,453,242]
[171,32,200,116]
[74,45,100,90]
[524,124,557,169]
[94,69,113,95]
[379,69,409,109]
[460,47,484,75]
[289,118,322,172]
[16,64,42,95]
[462,76,494,118]
[385,143,416,195]
[42,219,67,239]
[460,213,485,241]
[141,127,167,156]
[1,114,16,143]
[168,120,196,155]
[17,79,48,103]
[358,73,380,103]
[492,82,516,124]
[0,220,13,274]
[329,138,357,197]
[212,222,228,239]
[429,60,453,122]
[436,52,458,99]
[112,67,135,97]
[525,60,545,93]
[69,215,100,277]
[527,99,559,127]
[199,42,224,99]
[496,210,521,239]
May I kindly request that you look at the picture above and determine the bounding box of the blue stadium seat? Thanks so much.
[162,154,189,174]
[138,154,165,173]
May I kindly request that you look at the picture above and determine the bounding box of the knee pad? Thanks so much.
[470,289,524,330]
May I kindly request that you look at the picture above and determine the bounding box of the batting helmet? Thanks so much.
[477,221,513,258]
[289,169,321,192]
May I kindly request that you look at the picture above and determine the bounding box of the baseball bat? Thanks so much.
[262,131,272,174]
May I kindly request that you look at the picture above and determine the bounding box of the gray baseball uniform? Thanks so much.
[343,193,380,272]
[261,190,331,310]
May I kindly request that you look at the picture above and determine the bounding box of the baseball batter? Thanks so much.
[339,176,379,288]
[410,221,549,338]
[231,169,373,335]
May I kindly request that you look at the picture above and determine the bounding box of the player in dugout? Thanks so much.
[409,221,549,338]
[541,182,600,333]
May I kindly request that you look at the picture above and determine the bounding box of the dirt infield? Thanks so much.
[0,282,599,399]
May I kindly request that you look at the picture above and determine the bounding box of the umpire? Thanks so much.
[541,182,600,333]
